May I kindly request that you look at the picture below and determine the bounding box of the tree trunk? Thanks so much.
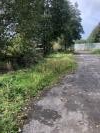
[6,60,13,71]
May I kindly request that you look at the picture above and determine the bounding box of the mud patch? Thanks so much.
[28,105,61,126]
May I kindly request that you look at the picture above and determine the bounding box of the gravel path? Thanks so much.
[22,54,100,133]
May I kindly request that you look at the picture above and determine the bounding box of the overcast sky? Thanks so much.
[70,0,100,39]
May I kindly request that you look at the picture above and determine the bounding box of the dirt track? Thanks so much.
[22,54,100,133]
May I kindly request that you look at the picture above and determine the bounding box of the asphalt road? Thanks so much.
[22,54,100,133]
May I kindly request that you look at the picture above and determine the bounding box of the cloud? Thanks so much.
[70,0,100,38]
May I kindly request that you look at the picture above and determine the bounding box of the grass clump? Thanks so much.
[0,53,76,133]
[92,49,100,54]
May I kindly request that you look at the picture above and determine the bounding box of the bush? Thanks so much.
[0,34,42,71]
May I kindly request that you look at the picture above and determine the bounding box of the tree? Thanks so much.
[0,0,84,70]
[38,0,53,55]
[88,23,100,43]
[50,1,84,50]
[0,0,17,59]
[64,2,84,48]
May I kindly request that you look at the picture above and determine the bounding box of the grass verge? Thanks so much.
[0,53,76,133]
[92,49,100,54]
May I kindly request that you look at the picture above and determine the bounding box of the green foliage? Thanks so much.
[51,1,83,49]
[88,23,100,43]
[0,0,83,58]
[92,49,100,54]
[2,34,24,58]
[1,34,40,69]
[0,53,76,133]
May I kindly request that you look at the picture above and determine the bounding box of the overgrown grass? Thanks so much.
[92,49,100,54]
[0,53,76,133]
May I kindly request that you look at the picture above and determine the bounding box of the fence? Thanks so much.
[74,43,100,51]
